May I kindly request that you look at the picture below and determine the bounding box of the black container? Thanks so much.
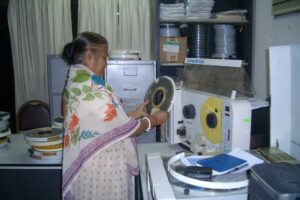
[249,163,300,200]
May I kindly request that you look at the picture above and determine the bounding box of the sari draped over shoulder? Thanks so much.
[62,64,140,199]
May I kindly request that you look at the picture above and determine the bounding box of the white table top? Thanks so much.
[0,134,62,169]
[137,142,183,200]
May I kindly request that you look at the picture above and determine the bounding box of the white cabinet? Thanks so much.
[269,44,300,160]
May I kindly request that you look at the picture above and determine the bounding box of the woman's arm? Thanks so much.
[130,110,167,137]
[127,100,149,119]
[127,100,168,137]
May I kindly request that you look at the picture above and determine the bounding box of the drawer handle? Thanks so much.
[123,88,137,91]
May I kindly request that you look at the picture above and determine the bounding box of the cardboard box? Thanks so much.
[160,37,187,63]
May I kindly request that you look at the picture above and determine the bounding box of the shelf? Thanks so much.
[160,18,248,24]
[160,63,184,66]
[160,61,248,67]
[157,0,253,79]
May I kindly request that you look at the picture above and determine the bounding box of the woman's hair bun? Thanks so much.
[62,42,74,63]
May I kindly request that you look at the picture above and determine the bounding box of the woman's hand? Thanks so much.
[127,100,149,119]
[149,110,168,126]
[130,109,168,137]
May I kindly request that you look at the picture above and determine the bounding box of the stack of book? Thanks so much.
[182,148,264,176]
[197,153,248,175]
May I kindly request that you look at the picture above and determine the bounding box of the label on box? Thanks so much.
[163,41,180,53]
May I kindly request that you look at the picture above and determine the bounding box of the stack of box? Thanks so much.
[24,127,63,163]
[0,111,11,153]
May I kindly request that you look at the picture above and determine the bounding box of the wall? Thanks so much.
[252,0,300,100]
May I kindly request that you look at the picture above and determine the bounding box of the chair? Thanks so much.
[17,100,52,132]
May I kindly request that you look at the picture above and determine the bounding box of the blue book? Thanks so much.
[197,154,248,175]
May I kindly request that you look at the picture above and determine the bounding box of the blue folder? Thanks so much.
[197,153,248,174]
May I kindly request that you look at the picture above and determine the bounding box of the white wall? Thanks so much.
[252,0,300,100]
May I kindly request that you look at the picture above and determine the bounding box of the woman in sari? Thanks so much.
[61,32,167,200]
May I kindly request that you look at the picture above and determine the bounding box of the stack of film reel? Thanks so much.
[52,116,64,129]
[24,127,64,163]
[188,24,207,58]
[212,24,237,59]
[0,111,11,153]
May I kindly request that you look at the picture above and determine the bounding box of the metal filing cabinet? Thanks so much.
[105,60,156,143]
[47,55,69,121]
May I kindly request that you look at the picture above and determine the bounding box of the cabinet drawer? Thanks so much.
[105,61,156,99]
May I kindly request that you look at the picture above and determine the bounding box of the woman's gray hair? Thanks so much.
[62,32,108,65]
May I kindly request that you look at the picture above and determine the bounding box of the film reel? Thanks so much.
[200,97,223,144]
[144,76,175,114]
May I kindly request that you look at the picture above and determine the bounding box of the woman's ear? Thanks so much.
[83,50,93,67]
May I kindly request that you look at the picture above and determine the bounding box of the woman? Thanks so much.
[61,32,167,200]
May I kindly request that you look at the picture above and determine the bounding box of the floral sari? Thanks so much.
[62,64,140,200]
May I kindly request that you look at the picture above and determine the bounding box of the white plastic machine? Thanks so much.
[143,58,260,200]
[164,58,254,155]
[145,151,248,200]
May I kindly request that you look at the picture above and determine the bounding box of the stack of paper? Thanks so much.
[160,3,185,20]
[186,0,215,19]
[212,9,247,21]
[181,148,264,176]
